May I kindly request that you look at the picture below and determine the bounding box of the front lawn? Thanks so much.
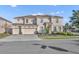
[0,33,10,39]
[38,34,79,40]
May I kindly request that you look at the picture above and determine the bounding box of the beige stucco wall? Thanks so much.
[0,27,5,33]
[36,17,49,32]
[15,16,49,25]
[0,19,12,33]
[13,16,64,34]
[0,19,6,33]
[36,16,63,32]
[12,25,37,34]
[15,18,23,24]
[24,17,35,24]
[37,17,49,25]
[15,17,36,24]
[51,17,63,32]
[22,28,36,34]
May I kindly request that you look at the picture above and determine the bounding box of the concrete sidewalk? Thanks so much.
[0,35,41,42]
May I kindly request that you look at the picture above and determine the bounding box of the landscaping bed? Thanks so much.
[0,33,11,39]
[38,32,79,40]
[38,35,79,39]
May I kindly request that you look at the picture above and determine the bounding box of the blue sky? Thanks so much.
[0,5,79,23]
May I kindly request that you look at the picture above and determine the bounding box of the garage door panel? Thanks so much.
[13,29,19,34]
[22,29,36,34]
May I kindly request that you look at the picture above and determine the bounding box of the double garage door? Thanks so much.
[13,28,36,34]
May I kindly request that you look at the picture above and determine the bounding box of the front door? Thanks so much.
[19,26,22,34]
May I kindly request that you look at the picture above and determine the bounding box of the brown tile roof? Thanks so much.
[52,16,63,18]
[14,15,63,19]
[13,23,38,26]
[0,17,12,23]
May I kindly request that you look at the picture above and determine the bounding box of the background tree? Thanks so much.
[3,22,9,33]
[64,23,70,32]
[70,10,79,28]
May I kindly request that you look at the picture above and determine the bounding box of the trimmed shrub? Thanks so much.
[52,32,73,36]
[56,32,67,35]
[66,32,73,36]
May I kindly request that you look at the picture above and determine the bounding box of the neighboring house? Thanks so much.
[12,15,63,34]
[0,17,12,33]
[70,26,79,32]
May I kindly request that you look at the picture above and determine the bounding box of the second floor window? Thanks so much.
[17,19,19,21]
[26,19,28,23]
[56,18,59,23]
[40,19,43,23]
[32,18,37,25]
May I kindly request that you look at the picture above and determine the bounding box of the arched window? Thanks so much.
[40,19,43,23]
[40,26,43,33]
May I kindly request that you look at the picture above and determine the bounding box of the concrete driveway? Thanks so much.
[0,35,41,42]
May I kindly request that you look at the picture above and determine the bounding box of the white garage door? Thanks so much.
[22,28,36,34]
[13,29,19,34]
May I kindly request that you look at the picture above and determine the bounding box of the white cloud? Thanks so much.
[32,11,64,16]
[55,11,64,14]
[10,5,17,7]
[32,12,45,15]
[37,12,44,15]
[50,11,64,15]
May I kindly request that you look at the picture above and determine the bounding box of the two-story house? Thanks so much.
[12,15,63,34]
[0,17,12,33]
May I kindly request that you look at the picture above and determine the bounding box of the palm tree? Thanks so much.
[70,10,79,28]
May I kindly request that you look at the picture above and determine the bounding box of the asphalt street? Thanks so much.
[0,40,79,54]
[0,35,79,54]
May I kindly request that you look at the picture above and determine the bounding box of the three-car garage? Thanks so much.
[12,24,37,34]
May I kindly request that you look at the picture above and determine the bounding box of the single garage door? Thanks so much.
[22,28,36,34]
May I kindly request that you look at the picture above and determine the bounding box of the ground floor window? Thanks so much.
[53,26,57,32]
[59,26,61,32]
[39,26,44,33]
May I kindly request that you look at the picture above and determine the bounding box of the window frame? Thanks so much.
[56,18,59,23]
[40,18,43,23]
[26,19,28,23]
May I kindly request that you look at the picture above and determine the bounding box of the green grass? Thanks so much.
[0,33,10,39]
[38,35,79,39]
